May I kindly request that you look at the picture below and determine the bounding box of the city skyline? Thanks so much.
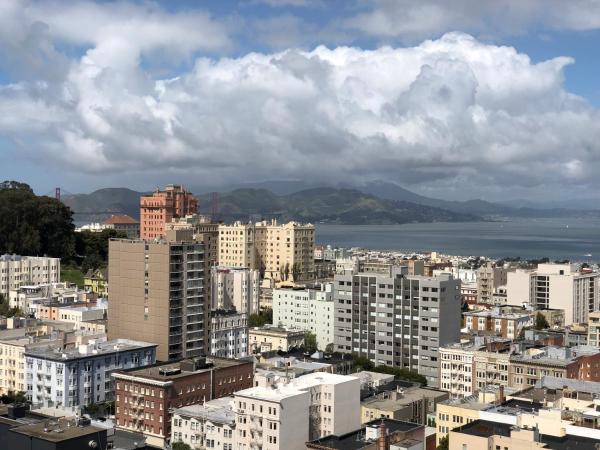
[1,1,600,201]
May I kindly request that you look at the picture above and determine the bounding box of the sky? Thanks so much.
[1,0,600,202]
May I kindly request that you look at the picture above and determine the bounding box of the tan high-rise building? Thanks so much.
[476,262,507,304]
[108,229,208,361]
[218,220,315,281]
[140,184,199,240]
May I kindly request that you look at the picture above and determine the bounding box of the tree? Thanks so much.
[304,332,318,353]
[249,309,273,328]
[535,312,550,330]
[325,343,335,353]
[0,182,75,259]
[173,443,192,450]
[284,263,290,281]
[437,435,449,450]
[291,262,300,281]
[0,390,27,404]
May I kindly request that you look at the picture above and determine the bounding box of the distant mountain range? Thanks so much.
[62,181,600,225]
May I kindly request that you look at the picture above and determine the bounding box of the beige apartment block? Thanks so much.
[248,326,305,353]
[0,337,28,394]
[108,229,208,361]
[476,262,507,304]
[218,220,315,282]
[588,311,600,347]
[507,263,600,324]
[0,255,60,296]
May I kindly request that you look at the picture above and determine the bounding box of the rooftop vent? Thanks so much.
[158,366,182,376]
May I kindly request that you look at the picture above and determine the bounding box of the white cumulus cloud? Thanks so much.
[0,1,600,198]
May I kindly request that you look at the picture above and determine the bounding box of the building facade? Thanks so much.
[476,263,507,304]
[140,184,198,240]
[108,230,208,361]
[25,338,156,411]
[210,266,260,314]
[463,307,534,339]
[507,263,600,324]
[272,283,334,351]
[103,214,140,239]
[209,310,248,359]
[234,372,360,449]
[171,397,235,450]
[0,255,60,296]
[333,269,461,387]
[248,326,305,353]
[113,357,253,448]
[218,220,315,282]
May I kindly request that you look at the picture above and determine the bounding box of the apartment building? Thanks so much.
[360,380,448,425]
[113,357,253,448]
[507,263,600,324]
[476,262,507,304]
[210,266,260,314]
[209,310,248,359]
[439,339,511,398]
[234,372,360,449]
[103,214,140,238]
[333,269,461,387]
[588,311,600,347]
[218,220,315,281]
[171,397,235,450]
[446,379,600,449]
[509,345,600,389]
[248,326,305,353]
[25,338,156,411]
[0,255,60,296]
[108,229,208,361]
[306,418,428,450]
[272,283,334,351]
[463,307,534,339]
[0,337,31,395]
[140,184,198,240]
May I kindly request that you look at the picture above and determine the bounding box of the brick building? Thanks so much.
[112,356,253,447]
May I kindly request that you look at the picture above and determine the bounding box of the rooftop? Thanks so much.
[114,357,250,382]
[454,419,600,450]
[9,417,105,442]
[173,397,235,425]
[306,418,422,450]
[103,214,139,225]
[236,372,358,402]
[24,338,156,362]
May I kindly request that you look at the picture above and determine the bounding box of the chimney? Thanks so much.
[377,421,388,450]
[499,385,506,404]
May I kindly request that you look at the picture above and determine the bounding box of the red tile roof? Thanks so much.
[103,214,139,225]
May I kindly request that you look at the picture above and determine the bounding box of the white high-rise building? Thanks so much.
[0,255,60,296]
[272,283,334,351]
[25,338,156,411]
[233,372,360,450]
[209,310,248,359]
[507,263,600,324]
[211,267,260,314]
[171,397,235,450]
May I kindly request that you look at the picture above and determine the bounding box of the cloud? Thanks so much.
[342,0,600,42]
[1,1,600,197]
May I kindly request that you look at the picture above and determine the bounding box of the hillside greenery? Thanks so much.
[201,187,481,224]
[0,182,124,279]
[0,181,75,258]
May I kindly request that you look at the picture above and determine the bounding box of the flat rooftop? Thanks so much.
[307,418,422,450]
[115,357,250,381]
[173,397,235,424]
[10,418,105,442]
[24,339,156,362]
